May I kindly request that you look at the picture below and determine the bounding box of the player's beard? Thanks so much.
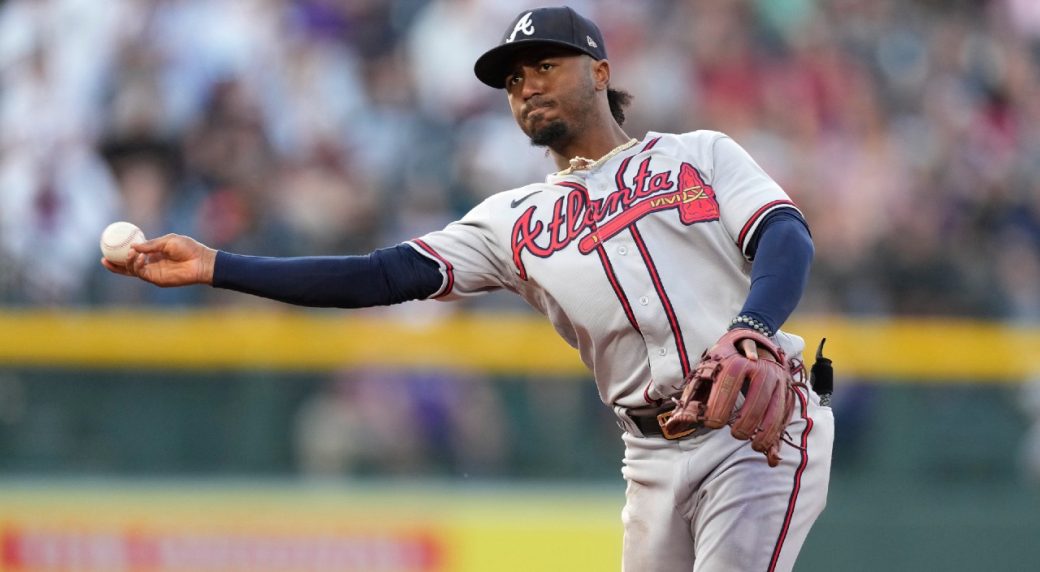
[528,119,570,148]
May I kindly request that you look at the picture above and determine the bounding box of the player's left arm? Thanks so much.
[701,133,814,338]
[732,209,814,337]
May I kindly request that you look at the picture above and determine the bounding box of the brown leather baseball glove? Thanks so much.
[664,328,797,467]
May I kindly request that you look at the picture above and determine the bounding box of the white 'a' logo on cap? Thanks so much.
[506,12,535,43]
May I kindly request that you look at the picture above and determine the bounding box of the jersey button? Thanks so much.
[657,348,667,356]
[639,296,649,305]
[617,246,628,255]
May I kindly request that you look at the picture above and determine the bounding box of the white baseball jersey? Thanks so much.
[407,129,832,571]
[408,130,803,410]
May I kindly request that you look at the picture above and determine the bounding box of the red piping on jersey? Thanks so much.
[628,225,692,378]
[613,154,636,197]
[737,200,795,253]
[594,245,642,332]
[641,136,661,152]
[768,385,813,572]
[558,181,641,333]
[642,379,661,405]
[412,239,454,298]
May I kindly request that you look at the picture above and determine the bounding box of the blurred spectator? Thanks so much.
[405,0,517,121]
[0,140,119,304]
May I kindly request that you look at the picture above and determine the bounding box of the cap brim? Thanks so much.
[474,40,596,89]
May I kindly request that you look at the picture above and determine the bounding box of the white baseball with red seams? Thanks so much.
[100,221,146,265]
[408,130,834,572]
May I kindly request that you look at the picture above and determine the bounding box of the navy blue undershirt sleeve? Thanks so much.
[734,208,814,335]
[211,243,443,308]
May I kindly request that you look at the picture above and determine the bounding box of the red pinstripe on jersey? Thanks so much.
[618,135,690,383]
[628,225,692,378]
[557,181,641,333]
[412,239,455,298]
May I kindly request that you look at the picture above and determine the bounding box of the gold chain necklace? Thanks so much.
[557,138,639,175]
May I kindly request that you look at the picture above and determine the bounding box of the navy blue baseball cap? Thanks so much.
[474,6,608,89]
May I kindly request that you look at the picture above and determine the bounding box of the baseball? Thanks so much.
[100,221,146,265]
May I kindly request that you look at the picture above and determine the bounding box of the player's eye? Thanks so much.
[539,62,554,72]
[507,74,522,87]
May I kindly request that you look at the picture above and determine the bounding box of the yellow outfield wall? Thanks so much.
[1,310,1038,380]
[0,484,623,572]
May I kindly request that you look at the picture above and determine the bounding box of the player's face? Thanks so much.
[504,48,597,148]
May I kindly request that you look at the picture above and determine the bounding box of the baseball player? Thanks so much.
[105,6,833,571]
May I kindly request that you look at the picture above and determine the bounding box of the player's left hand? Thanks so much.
[665,328,797,467]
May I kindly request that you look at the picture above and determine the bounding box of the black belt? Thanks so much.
[627,403,708,440]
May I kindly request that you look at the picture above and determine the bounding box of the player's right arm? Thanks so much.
[104,233,444,308]
[105,195,510,307]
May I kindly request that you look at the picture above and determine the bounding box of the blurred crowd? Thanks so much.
[0,0,1037,317]
[2,0,1040,479]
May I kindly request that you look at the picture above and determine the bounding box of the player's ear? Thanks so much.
[591,58,610,91]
